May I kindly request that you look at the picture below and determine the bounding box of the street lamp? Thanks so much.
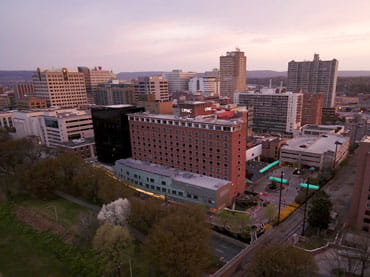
[277,171,284,225]
[332,141,343,169]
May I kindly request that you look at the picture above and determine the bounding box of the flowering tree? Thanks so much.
[97,198,130,226]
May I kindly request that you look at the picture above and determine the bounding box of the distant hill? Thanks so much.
[2,70,370,87]
[337,71,370,77]
[116,70,370,79]
[247,70,286,78]
[0,71,33,86]
[116,71,165,80]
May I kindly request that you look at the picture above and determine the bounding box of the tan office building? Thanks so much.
[33,68,88,108]
[220,49,247,99]
[78,66,115,104]
[134,76,169,102]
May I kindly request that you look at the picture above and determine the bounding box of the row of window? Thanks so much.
[129,116,239,132]
[132,127,233,139]
[127,178,216,204]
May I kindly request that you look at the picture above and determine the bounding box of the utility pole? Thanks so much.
[277,171,284,225]
[301,183,309,236]
[332,141,342,169]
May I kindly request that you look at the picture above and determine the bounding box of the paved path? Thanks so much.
[55,190,100,211]
[55,190,147,242]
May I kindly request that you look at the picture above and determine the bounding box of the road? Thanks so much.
[228,152,358,276]
[211,234,246,262]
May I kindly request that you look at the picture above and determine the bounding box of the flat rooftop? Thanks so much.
[116,158,230,191]
[105,104,134,108]
[239,91,302,96]
[59,137,95,147]
[282,135,348,154]
[128,112,244,126]
[362,136,370,143]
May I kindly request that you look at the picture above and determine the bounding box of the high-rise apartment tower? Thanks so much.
[287,54,338,108]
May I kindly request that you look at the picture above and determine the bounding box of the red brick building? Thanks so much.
[302,93,324,125]
[178,101,214,117]
[128,112,247,199]
[349,136,370,233]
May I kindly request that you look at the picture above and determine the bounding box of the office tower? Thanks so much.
[235,89,303,134]
[287,54,338,108]
[32,68,88,108]
[128,111,247,198]
[15,82,34,99]
[78,66,115,104]
[188,76,220,96]
[349,136,370,233]
[163,70,196,93]
[91,105,144,164]
[134,76,169,102]
[301,93,324,125]
[220,49,247,99]
[95,81,136,106]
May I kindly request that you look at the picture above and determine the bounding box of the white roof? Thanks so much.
[116,158,230,191]
[282,135,348,154]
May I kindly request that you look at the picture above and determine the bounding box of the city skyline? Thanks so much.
[1,0,370,72]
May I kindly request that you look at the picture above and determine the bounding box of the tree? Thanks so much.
[22,158,60,199]
[93,223,133,276]
[216,210,252,233]
[263,204,277,222]
[74,211,100,248]
[308,190,332,233]
[129,197,168,234]
[97,175,134,204]
[0,127,10,142]
[248,244,318,277]
[145,205,213,277]
[55,151,84,194]
[0,137,41,176]
[72,165,105,203]
[97,198,131,226]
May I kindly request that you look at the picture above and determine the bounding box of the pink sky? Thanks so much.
[1,0,370,72]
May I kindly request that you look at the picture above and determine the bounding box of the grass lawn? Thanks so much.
[298,236,328,250]
[17,198,91,230]
[0,204,102,277]
[0,223,67,277]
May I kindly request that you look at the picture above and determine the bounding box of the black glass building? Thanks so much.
[91,105,144,164]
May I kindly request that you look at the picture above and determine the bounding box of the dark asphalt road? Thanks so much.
[211,235,245,262]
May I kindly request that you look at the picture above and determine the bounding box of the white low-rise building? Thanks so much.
[246,144,262,161]
[280,134,349,170]
[296,124,345,137]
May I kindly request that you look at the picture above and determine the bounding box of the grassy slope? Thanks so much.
[18,198,90,229]
[0,203,101,277]
[0,206,67,277]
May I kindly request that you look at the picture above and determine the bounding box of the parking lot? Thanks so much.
[246,164,318,224]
